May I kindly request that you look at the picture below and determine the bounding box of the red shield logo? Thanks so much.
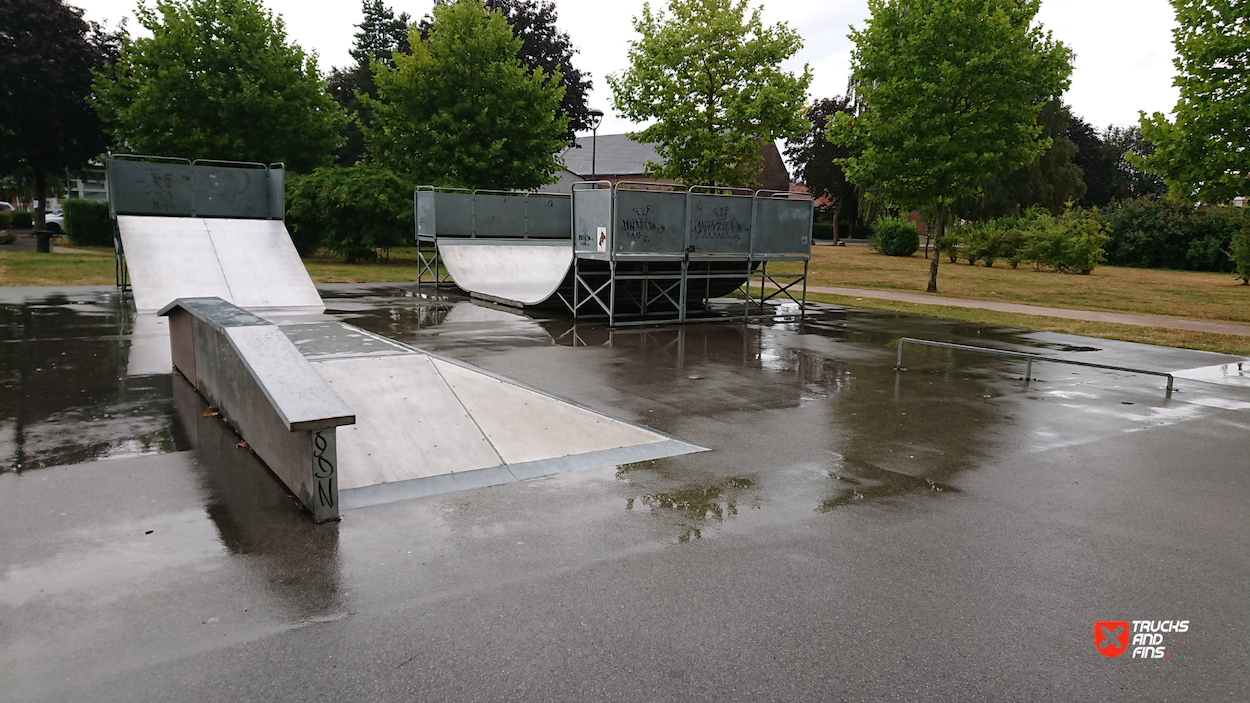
[1096,621,1129,658]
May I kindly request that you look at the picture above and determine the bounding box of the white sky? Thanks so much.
[72,0,1180,138]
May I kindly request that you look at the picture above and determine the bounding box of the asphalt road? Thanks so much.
[1,284,1246,702]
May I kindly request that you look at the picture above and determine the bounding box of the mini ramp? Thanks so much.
[161,298,704,521]
[108,155,323,314]
[415,183,814,325]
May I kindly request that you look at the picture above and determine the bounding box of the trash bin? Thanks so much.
[35,231,51,253]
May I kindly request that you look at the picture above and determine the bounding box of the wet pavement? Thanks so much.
[1,284,1247,702]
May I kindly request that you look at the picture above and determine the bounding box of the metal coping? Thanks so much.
[106,153,285,220]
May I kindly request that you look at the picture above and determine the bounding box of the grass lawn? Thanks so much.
[802,291,1250,357]
[0,251,116,285]
[774,245,1250,325]
[3,243,1247,355]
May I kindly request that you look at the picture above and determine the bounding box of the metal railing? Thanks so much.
[895,338,1175,393]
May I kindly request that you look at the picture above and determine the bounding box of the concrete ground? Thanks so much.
[1,284,1247,702]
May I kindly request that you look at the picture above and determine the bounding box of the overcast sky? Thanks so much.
[72,0,1181,139]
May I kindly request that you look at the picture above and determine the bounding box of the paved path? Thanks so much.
[801,284,1250,338]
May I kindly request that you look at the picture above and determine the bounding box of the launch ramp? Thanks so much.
[108,155,323,314]
[162,297,704,519]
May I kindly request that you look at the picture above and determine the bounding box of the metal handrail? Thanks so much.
[895,337,1174,393]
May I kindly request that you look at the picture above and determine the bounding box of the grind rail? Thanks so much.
[895,338,1175,394]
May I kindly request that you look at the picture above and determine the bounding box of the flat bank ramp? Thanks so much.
[118,215,323,313]
[283,321,704,508]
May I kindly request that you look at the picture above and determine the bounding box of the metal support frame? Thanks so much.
[894,337,1175,394]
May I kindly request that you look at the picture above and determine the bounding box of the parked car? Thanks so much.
[0,201,12,212]
[45,210,65,233]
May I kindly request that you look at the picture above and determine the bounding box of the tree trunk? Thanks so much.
[927,205,943,293]
[831,199,843,245]
[33,170,47,230]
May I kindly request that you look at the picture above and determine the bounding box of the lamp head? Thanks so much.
[588,108,604,131]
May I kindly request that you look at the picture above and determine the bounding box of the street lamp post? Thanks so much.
[587,108,604,180]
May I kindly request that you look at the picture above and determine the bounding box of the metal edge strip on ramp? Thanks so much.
[437,239,573,306]
[339,439,705,510]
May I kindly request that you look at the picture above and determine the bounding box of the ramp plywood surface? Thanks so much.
[117,215,324,313]
[206,220,323,310]
[438,242,572,305]
[119,216,232,312]
[430,358,666,465]
[312,355,504,489]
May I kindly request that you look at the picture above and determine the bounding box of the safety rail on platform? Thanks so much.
[894,337,1175,394]
[414,186,572,286]
[106,154,287,292]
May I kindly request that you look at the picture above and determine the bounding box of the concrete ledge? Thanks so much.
[160,297,355,522]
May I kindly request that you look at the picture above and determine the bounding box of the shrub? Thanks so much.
[874,215,920,256]
[64,199,113,247]
[942,225,964,263]
[1017,207,1109,274]
[1227,215,1250,285]
[286,164,414,262]
[12,210,32,229]
[0,211,11,230]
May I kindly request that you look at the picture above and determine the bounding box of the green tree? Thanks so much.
[1103,126,1167,200]
[420,0,593,146]
[94,0,345,172]
[1137,0,1248,204]
[607,0,811,187]
[366,0,567,189]
[0,0,122,228]
[786,96,856,242]
[328,0,411,166]
[833,0,1072,292]
[958,100,1086,220]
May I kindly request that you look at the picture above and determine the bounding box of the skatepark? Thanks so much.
[0,155,1247,701]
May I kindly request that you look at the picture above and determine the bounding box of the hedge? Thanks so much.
[1102,198,1243,272]
[65,199,114,247]
[12,210,32,229]
[0,211,10,230]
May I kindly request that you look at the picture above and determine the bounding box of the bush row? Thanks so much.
[0,211,10,230]
[286,164,414,262]
[941,208,1109,274]
[11,210,32,229]
[65,199,114,247]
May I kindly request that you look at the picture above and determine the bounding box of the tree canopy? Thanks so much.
[833,0,1072,292]
[785,96,856,241]
[419,0,591,146]
[0,0,121,226]
[94,0,346,172]
[365,0,568,189]
[1137,0,1247,204]
[958,100,1086,219]
[607,0,811,187]
[328,0,412,165]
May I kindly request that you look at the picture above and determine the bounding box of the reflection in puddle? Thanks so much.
[618,461,758,542]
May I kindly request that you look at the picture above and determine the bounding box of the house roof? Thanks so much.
[560,134,661,177]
